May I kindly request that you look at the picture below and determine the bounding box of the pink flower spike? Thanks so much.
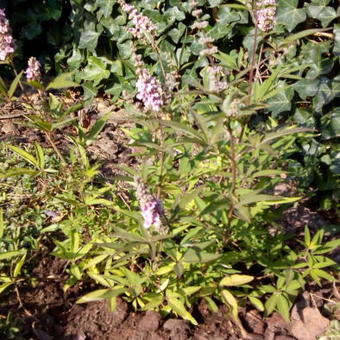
[136,68,164,112]
[0,8,15,61]
[25,57,41,81]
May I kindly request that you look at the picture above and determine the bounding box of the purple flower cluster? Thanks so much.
[255,0,277,32]
[119,0,156,40]
[135,178,163,232]
[208,66,228,93]
[0,9,15,61]
[136,68,164,112]
[25,57,41,81]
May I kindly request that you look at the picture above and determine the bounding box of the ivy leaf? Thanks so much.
[80,56,110,86]
[321,109,340,140]
[334,24,340,56]
[313,77,334,111]
[96,0,115,19]
[294,77,334,110]
[267,82,294,117]
[277,0,306,32]
[294,79,319,98]
[294,108,315,128]
[79,23,101,51]
[305,5,337,27]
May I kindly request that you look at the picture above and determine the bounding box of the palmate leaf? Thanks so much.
[277,0,306,32]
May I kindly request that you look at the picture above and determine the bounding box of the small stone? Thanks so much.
[289,307,329,340]
[243,310,265,334]
[138,311,160,332]
[163,319,190,340]
[246,334,264,340]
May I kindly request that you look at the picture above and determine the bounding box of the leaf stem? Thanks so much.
[45,131,66,165]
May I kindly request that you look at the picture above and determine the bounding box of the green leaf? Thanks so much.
[83,111,112,146]
[304,225,311,246]
[7,145,40,169]
[249,296,264,312]
[220,274,254,286]
[79,25,101,51]
[334,24,340,55]
[312,269,335,282]
[141,293,164,310]
[26,115,52,131]
[221,289,239,320]
[277,0,306,32]
[83,254,109,270]
[306,5,337,27]
[1,168,40,177]
[240,193,300,206]
[167,294,198,325]
[262,127,313,144]
[181,248,221,263]
[47,72,79,90]
[321,110,340,140]
[267,83,294,117]
[97,0,115,18]
[205,296,219,312]
[80,56,111,87]
[276,294,291,322]
[77,288,126,303]
[13,251,27,277]
[0,250,26,261]
[8,71,23,99]
[34,142,45,169]
[182,286,201,296]
[265,293,278,316]
[0,76,8,96]
[280,28,330,46]
[252,170,286,178]
[0,209,4,238]
[0,282,13,294]
[155,263,176,275]
[160,120,208,146]
[113,227,146,243]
